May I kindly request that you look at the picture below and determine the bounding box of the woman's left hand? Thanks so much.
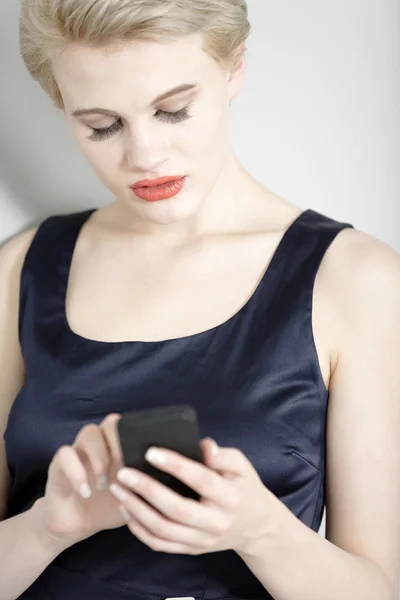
[109,438,282,556]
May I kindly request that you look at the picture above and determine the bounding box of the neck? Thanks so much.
[109,152,265,247]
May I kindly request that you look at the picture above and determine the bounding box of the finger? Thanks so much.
[144,446,240,509]
[124,515,200,555]
[202,442,252,476]
[49,445,92,499]
[113,470,230,534]
[73,424,111,489]
[100,413,124,469]
[200,439,237,480]
[110,483,215,548]
[200,438,219,465]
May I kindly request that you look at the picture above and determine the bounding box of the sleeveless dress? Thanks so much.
[4,207,354,600]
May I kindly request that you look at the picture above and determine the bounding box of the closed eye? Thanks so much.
[88,106,192,142]
[89,120,123,142]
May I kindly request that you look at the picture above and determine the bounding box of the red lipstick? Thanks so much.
[130,175,186,202]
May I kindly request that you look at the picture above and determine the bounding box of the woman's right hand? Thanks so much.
[36,413,128,550]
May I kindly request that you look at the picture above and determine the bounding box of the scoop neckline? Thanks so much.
[61,208,312,346]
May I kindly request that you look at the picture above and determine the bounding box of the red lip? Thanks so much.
[130,176,187,202]
[131,175,184,189]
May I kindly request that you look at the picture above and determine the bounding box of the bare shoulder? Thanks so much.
[316,225,400,365]
[0,224,40,315]
[0,222,39,398]
[319,226,400,307]
[0,225,39,264]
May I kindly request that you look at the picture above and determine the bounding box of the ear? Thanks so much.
[227,42,247,101]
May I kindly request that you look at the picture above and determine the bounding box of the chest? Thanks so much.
[64,234,332,388]
[65,233,281,342]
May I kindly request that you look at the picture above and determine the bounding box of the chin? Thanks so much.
[122,189,204,225]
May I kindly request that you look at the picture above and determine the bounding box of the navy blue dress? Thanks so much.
[4,208,353,599]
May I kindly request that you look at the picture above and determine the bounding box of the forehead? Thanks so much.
[52,34,213,108]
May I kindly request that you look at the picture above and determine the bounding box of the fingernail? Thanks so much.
[79,483,92,499]
[97,475,109,490]
[109,483,128,503]
[145,447,167,466]
[117,469,140,487]
[119,504,131,523]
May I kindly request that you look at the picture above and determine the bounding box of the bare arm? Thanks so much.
[239,229,400,600]
[0,498,71,600]
[0,228,71,599]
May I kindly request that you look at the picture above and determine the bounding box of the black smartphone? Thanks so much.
[117,404,203,500]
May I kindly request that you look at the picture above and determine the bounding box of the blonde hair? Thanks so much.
[20,0,251,109]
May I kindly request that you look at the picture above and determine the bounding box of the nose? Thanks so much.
[123,120,169,173]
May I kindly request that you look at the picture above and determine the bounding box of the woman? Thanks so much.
[0,1,399,599]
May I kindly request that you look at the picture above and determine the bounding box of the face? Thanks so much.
[51,33,244,226]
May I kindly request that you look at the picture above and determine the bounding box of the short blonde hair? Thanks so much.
[20,0,251,109]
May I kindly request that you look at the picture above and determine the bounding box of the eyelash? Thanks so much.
[88,106,192,142]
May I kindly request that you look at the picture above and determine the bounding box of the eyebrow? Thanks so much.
[71,83,198,118]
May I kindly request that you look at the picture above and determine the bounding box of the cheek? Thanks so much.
[68,117,118,168]
[79,141,120,181]
[182,102,230,159]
